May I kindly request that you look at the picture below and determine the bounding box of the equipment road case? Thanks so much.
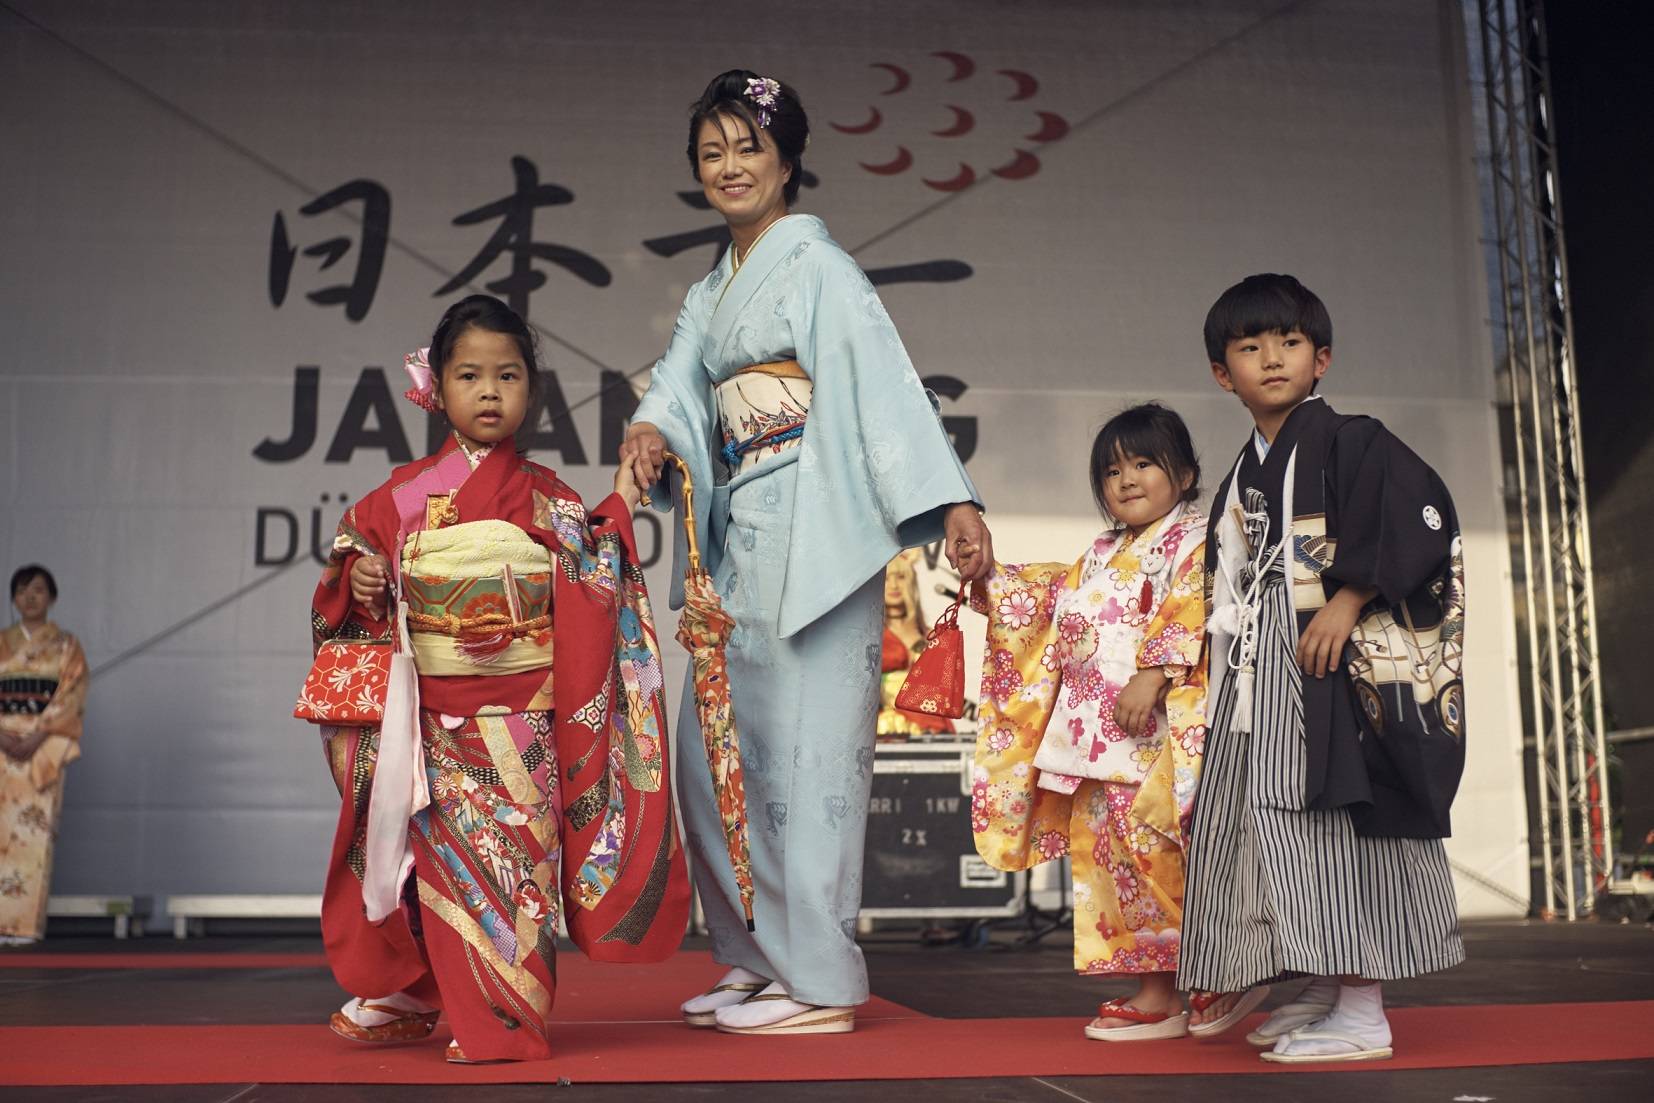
[859,738,1024,918]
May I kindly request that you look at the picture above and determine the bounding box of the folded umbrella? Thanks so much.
[663,452,756,931]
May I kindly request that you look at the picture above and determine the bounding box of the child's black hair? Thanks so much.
[10,564,57,600]
[427,294,540,398]
[1202,273,1333,364]
[1089,403,1202,521]
[686,70,809,206]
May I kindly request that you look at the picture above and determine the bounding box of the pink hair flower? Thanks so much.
[402,346,438,412]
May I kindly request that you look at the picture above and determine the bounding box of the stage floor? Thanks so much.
[1,919,1650,1100]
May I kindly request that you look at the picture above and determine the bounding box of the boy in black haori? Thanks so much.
[1177,274,1465,1063]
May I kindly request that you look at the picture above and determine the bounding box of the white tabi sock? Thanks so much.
[1271,981,1391,1058]
[1250,974,1340,1041]
[712,981,815,1029]
[339,989,438,1028]
[681,965,769,1016]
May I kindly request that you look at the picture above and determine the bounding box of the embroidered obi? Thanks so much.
[0,675,58,715]
[715,360,813,477]
[400,519,554,677]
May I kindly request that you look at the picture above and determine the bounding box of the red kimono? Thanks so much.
[310,438,688,1060]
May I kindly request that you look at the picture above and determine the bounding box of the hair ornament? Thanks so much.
[402,346,439,412]
[744,76,782,127]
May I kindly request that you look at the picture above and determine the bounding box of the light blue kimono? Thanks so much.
[634,213,980,1006]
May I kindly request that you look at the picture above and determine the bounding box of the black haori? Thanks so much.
[1205,397,1466,839]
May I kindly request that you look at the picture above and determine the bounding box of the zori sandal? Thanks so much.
[1260,1027,1393,1064]
[715,997,856,1036]
[683,979,768,1027]
[1084,998,1190,1041]
[1188,985,1271,1038]
[444,1041,511,1065]
[328,1001,441,1044]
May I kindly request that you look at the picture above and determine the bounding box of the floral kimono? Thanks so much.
[971,504,1206,974]
[309,436,689,1061]
[0,622,88,940]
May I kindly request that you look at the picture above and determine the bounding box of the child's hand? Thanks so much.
[618,422,667,490]
[613,460,643,510]
[1113,670,1166,737]
[350,555,391,618]
[1296,585,1377,678]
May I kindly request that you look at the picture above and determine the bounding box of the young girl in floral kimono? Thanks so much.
[972,403,1207,1040]
[307,294,688,1063]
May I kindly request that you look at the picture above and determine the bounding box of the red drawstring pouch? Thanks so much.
[895,588,968,719]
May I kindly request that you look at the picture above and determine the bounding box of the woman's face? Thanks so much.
[12,575,53,622]
[696,113,791,232]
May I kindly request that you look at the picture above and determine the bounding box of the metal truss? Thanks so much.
[1465,0,1612,918]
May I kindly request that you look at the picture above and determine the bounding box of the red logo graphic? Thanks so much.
[831,52,1069,191]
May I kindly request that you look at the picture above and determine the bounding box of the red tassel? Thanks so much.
[457,632,512,664]
[1139,579,1154,615]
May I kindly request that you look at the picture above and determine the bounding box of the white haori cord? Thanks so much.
[1209,507,1282,736]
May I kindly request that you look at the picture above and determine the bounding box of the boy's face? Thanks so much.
[1210,329,1330,420]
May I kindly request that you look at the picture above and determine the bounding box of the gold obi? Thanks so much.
[400,519,554,676]
[715,359,813,477]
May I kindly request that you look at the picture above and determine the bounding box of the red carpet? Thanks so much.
[3,1000,1651,1084]
[0,950,917,1023]
[2,950,1649,1084]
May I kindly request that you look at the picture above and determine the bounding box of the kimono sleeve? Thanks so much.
[311,490,396,648]
[777,245,982,636]
[38,634,88,742]
[1324,419,1456,607]
[629,285,716,610]
[29,634,88,790]
[800,247,980,543]
[538,478,689,960]
[971,561,1073,872]
[586,490,641,564]
[1136,541,1206,676]
[631,287,715,505]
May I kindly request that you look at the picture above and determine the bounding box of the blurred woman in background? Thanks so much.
[1,565,89,946]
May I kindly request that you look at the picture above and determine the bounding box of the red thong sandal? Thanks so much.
[1083,997,1190,1041]
[1188,985,1271,1038]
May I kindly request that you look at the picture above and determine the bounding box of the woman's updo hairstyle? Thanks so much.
[426,294,541,398]
[686,69,809,206]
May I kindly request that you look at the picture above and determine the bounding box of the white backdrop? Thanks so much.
[0,0,1528,916]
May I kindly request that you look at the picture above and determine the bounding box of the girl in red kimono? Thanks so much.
[307,294,689,1063]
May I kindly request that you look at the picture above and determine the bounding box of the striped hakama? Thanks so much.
[1177,568,1464,993]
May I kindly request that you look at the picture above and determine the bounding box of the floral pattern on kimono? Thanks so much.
[0,622,89,939]
[969,509,1207,974]
[307,437,688,1061]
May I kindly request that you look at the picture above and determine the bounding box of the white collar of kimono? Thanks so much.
[458,439,494,470]
[1102,498,1191,560]
[1252,394,1324,460]
[706,213,824,363]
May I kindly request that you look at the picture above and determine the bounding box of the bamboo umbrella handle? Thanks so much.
[660,452,701,574]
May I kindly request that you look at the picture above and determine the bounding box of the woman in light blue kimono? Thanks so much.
[621,70,993,1036]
